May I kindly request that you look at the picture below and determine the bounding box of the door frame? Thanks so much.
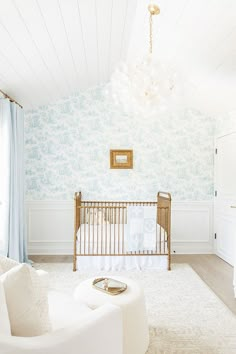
[214,130,236,261]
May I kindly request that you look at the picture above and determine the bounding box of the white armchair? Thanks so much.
[0,303,123,354]
[0,261,123,354]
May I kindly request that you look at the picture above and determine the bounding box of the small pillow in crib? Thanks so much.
[88,209,98,224]
[97,209,108,224]
[88,209,108,224]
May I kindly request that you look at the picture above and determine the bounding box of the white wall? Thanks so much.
[26,200,213,255]
[215,111,236,136]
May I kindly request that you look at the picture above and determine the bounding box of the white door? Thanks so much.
[215,132,236,266]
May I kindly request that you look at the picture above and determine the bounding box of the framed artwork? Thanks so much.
[110,149,133,169]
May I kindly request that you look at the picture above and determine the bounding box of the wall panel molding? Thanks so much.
[26,200,213,255]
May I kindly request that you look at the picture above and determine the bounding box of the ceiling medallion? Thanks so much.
[148,4,160,16]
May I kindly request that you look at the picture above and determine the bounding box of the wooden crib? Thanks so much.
[73,192,171,271]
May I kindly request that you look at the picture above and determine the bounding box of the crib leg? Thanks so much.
[73,255,77,272]
[168,259,171,270]
[168,252,171,271]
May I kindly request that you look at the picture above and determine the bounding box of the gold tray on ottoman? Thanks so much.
[92,277,127,295]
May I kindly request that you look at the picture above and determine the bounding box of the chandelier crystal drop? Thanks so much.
[110,3,179,115]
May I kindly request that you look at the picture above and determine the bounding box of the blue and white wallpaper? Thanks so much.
[25,85,214,201]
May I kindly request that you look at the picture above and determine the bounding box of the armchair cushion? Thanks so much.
[48,291,92,330]
[0,264,51,337]
[0,281,11,336]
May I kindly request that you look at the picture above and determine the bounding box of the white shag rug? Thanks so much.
[34,263,236,354]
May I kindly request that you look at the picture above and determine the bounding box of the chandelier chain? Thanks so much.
[149,13,153,54]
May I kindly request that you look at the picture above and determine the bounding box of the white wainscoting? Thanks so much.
[171,201,213,254]
[26,200,214,255]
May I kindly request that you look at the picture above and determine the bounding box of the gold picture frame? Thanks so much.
[110,149,133,169]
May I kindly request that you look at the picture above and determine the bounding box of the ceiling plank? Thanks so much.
[95,0,113,82]
[14,0,70,99]
[109,0,130,74]
[58,0,88,90]
[77,0,99,86]
[119,0,138,63]
[36,0,78,92]
[0,1,55,105]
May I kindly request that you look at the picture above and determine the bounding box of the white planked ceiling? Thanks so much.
[0,0,235,114]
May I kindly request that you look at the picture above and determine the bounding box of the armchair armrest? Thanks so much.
[0,304,123,354]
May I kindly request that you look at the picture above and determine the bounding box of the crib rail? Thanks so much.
[73,192,171,271]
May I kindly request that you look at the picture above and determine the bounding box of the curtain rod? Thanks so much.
[0,89,23,109]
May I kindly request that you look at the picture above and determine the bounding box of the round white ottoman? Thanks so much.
[74,277,149,354]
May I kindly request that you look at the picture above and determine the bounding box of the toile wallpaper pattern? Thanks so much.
[25,85,215,201]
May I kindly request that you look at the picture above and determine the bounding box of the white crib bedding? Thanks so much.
[76,223,168,255]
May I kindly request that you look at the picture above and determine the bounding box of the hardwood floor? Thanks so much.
[30,255,73,263]
[30,254,236,315]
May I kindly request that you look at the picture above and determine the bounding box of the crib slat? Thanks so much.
[109,203,111,255]
[79,208,82,255]
[159,209,162,254]
[118,204,120,254]
[122,206,124,254]
[87,206,89,255]
[156,207,158,253]
[100,208,103,253]
[113,205,115,254]
[92,207,94,254]
[97,205,99,255]
[105,203,107,255]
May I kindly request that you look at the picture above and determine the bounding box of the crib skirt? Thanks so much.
[76,254,168,271]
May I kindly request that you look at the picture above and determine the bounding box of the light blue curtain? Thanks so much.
[0,98,28,262]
